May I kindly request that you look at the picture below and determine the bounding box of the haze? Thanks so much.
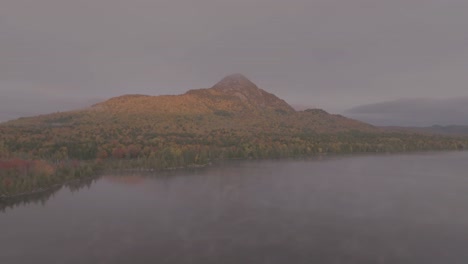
[2,0,468,125]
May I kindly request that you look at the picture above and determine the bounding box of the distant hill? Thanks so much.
[384,125,468,136]
[346,97,468,126]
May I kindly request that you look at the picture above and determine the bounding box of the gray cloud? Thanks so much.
[1,0,468,122]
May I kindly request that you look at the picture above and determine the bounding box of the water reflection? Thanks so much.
[0,177,97,212]
[2,152,468,264]
[0,186,60,212]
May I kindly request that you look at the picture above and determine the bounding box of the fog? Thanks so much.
[2,0,468,124]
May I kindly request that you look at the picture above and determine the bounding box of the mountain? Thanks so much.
[5,74,373,133]
[2,74,467,198]
[92,74,295,117]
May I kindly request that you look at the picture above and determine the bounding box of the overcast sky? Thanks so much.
[2,0,468,124]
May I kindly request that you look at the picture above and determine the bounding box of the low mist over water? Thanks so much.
[2,152,468,264]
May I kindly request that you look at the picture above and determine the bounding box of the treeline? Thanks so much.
[1,124,467,197]
[0,159,96,198]
[1,128,466,161]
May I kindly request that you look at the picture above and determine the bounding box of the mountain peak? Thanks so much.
[202,73,296,113]
[222,73,252,82]
[211,74,258,91]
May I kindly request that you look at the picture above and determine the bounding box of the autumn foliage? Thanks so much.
[1,74,467,197]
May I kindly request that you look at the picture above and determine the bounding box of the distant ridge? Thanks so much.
[384,125,468,136]
[346,97,468,126]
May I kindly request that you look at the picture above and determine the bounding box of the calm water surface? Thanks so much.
[1,152,468,264]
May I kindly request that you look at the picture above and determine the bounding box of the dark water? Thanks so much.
[2,152,468,264]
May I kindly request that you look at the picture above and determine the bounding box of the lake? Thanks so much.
[1,152,468,264]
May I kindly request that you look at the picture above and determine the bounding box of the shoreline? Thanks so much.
[1,149,466,200]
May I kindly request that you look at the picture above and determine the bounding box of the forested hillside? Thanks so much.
[1,74,466,197]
